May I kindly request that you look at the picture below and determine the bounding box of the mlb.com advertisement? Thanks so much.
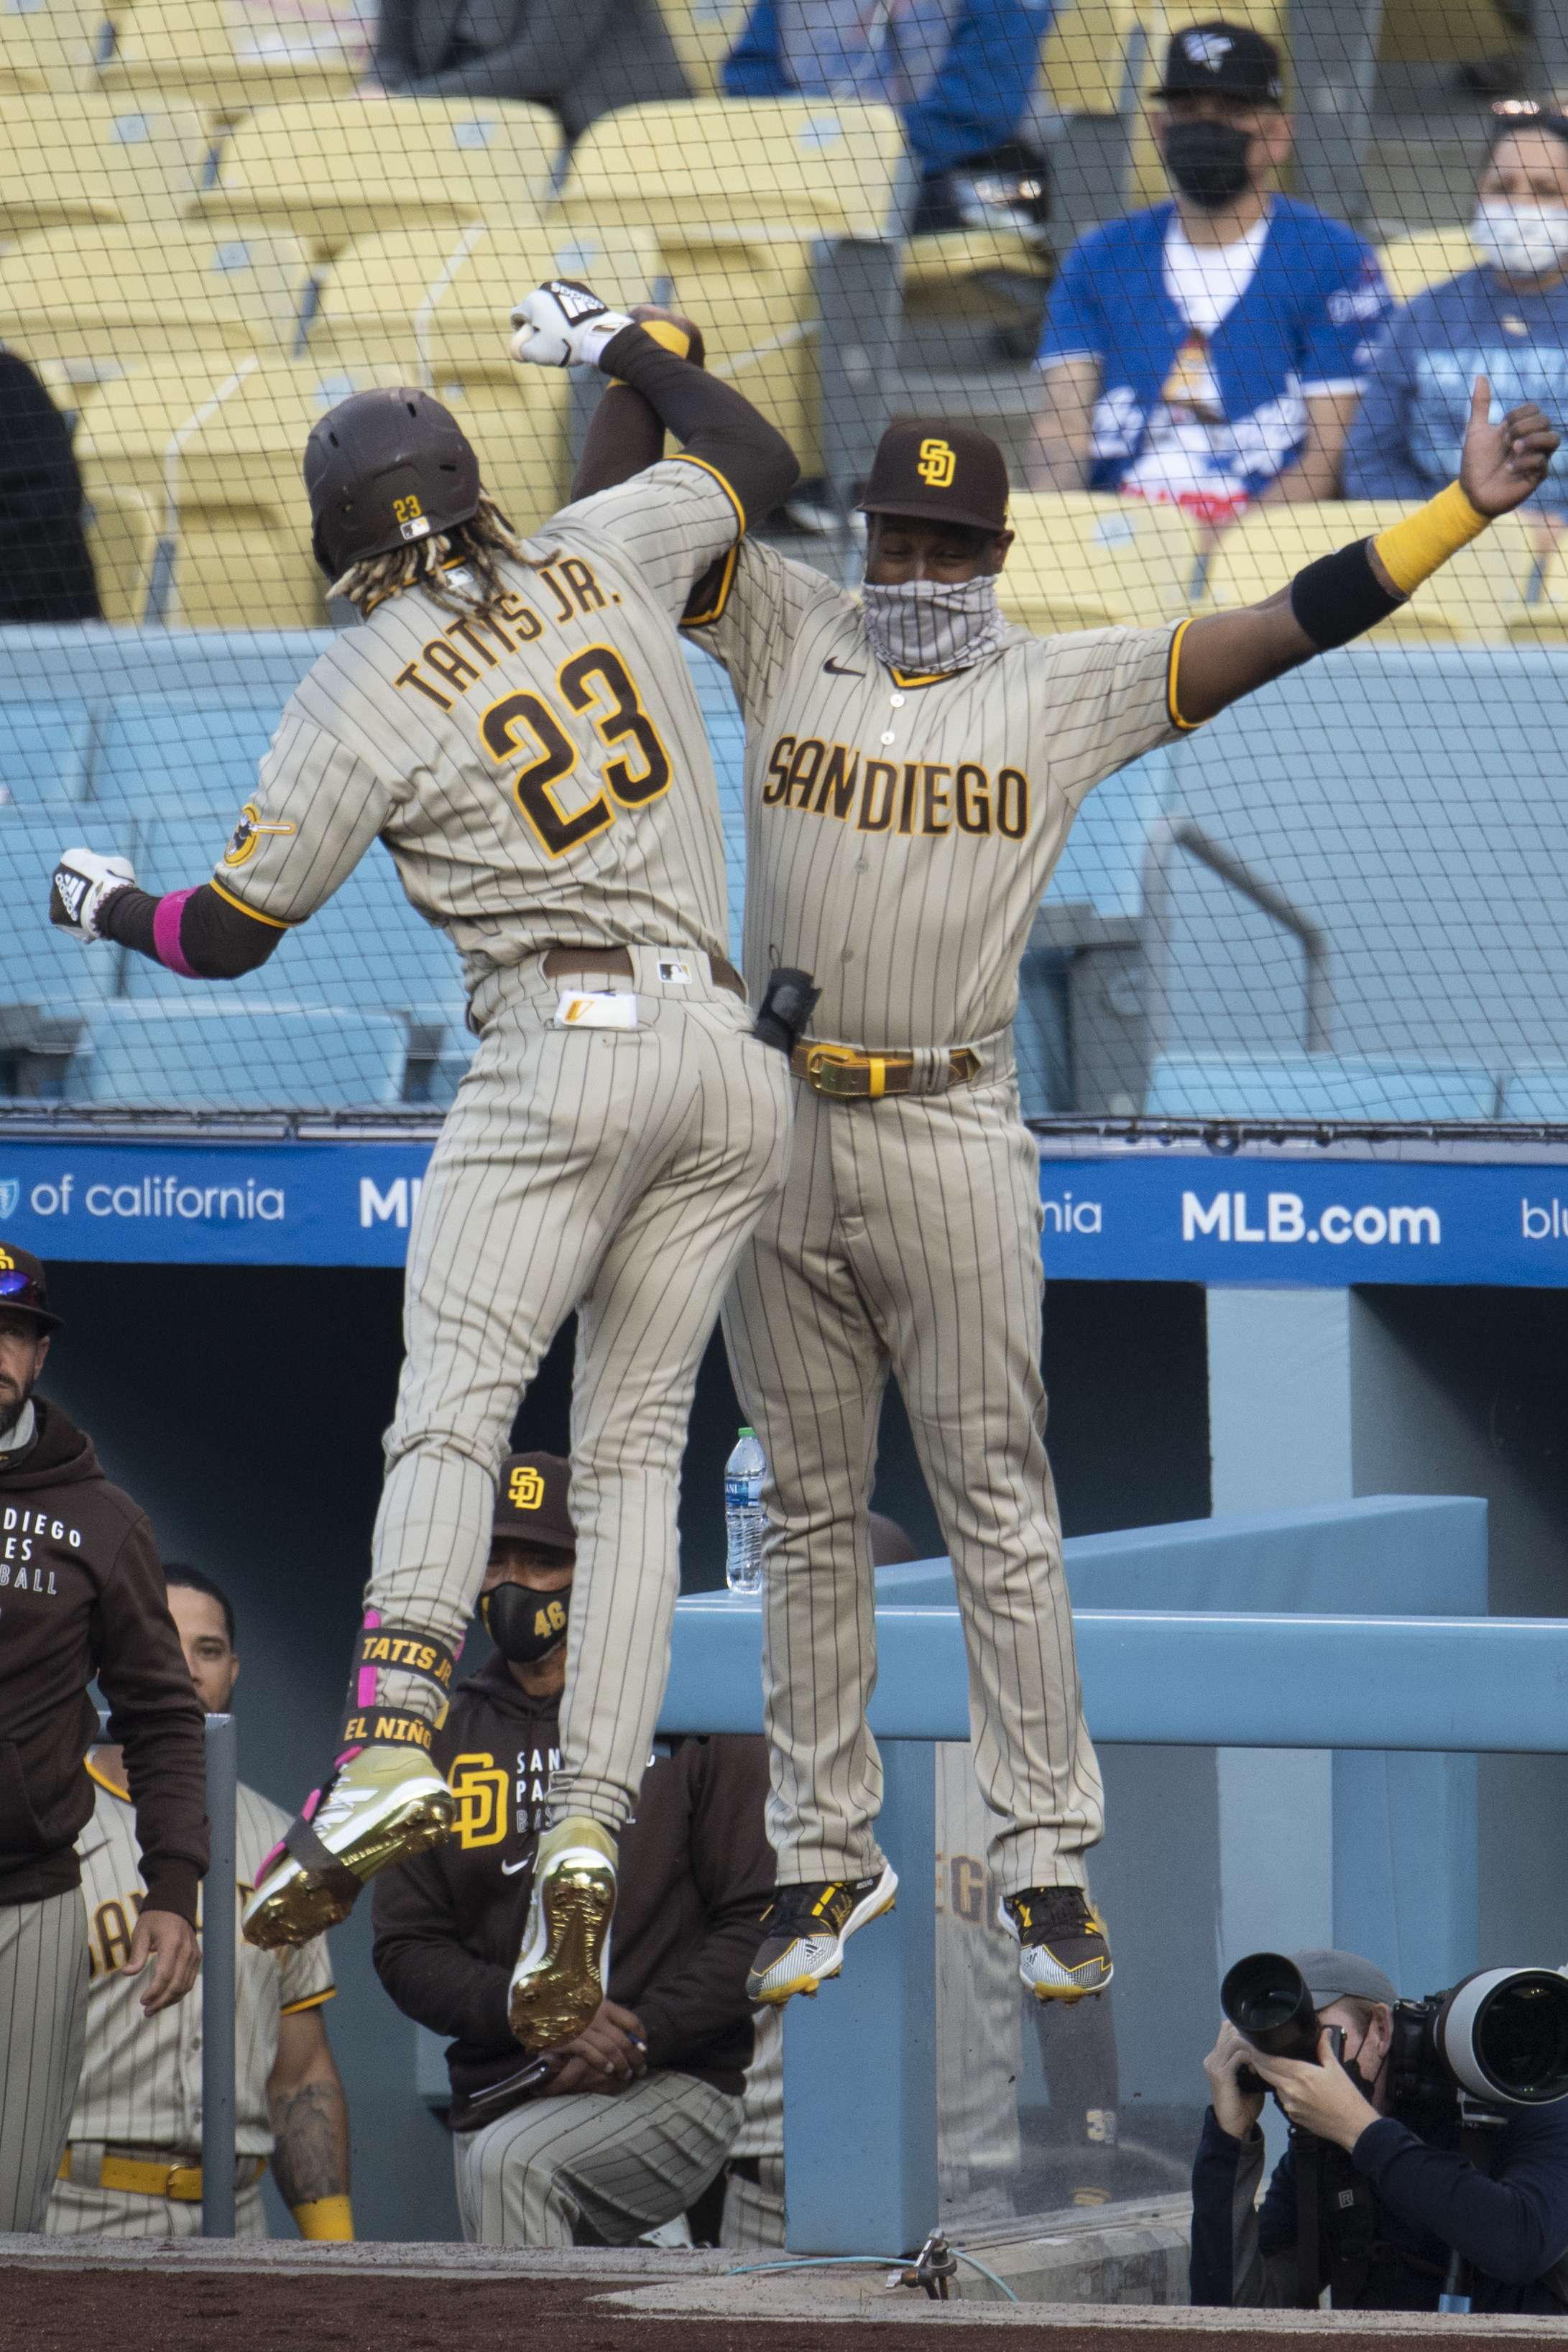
[1,1138,1567,1285]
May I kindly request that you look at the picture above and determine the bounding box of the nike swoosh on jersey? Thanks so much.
[502,1857,532,1875]
[823,658,866,677]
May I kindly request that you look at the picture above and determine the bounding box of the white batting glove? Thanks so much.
[50,845,136,944]
[509,280,636,370]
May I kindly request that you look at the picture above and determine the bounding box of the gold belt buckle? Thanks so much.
[805,1044,863,1098]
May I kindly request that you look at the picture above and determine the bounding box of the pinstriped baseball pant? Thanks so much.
[365,948,792,1832]
[452,2071,742,2246]
[721,1058,1104,1896]
[0,1889,89,2231]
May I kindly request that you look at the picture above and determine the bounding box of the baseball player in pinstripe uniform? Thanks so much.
[47,1567,351,2240]
[46,287,803,2052]
[575,356,1558,2009]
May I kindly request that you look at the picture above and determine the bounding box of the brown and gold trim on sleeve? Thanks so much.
[683,542,740,629]
[280,1988,338,2016]
[208,879,295,928]
[1166,617,1204,734]
[673,454,747,538]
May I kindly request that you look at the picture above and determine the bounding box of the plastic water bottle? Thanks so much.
[724,1426,767,1594]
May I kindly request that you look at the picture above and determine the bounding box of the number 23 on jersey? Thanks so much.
[479,647,673,859]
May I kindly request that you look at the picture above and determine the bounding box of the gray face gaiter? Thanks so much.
[859,576,1006,675]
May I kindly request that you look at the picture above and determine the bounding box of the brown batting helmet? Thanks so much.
[304,386,481,579]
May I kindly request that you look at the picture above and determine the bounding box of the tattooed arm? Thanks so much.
[268,2005,353,2238]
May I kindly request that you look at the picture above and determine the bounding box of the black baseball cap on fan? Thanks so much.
[0,1243,64,1333]
[858,420,1010,535]
[1157,22,1285,103]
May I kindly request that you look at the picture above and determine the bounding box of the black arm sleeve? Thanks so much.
[97,883,284,980]
[572,382,666,504]
[596,323,800,525]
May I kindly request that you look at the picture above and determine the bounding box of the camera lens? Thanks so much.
[1475,1975,1568,2101]
[1222,1953,1322,2061]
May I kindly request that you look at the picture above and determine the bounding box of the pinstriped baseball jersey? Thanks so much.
[208,461,745,982]
[64,1765,333,2158]
[687,542,1182,1049]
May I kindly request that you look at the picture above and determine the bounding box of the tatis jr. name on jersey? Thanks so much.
[762,734,1030,839]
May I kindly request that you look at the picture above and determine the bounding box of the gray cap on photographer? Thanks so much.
[1293,1948,1398,2009]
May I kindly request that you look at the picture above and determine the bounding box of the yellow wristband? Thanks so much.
[292,2193,354,2241]
[1371,481,1489,597]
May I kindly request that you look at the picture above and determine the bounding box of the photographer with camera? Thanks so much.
[1192,1947,1568,2312]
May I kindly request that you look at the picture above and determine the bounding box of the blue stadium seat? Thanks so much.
[1498,1068,1568,1120]
[65,1002,409,1107]
[0,699,93,806]
[1143,1056,1504,1122]
[86,701,286,821]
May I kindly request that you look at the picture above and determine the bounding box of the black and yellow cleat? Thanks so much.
[1003,1886,1113,2002]
[744,1863,898,2006]
[508,1816,618,2049]
[241,1740,456,1950]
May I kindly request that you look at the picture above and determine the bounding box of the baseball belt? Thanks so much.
[58,2145,268,2200]
[540,944,745,1001]
[790,1040,982,1100]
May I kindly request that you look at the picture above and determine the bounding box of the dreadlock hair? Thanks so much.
[331,490,525,619]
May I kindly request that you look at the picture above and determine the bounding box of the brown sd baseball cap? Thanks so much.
[493,1450,575,1551]
[859,420,1010,535]
[0,1242,64,1333]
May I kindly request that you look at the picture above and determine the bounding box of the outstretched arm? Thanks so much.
[1174,380,1558,726]
[571,308,701,503]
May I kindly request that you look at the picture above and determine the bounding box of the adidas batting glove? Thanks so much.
[50,845,137,944]
[509,280,636,369]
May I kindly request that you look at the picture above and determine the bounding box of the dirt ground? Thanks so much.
[0,2269,1483,2352]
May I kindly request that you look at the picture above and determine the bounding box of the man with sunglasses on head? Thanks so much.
[372,1452,774,2246]
[0,1243,208,2231]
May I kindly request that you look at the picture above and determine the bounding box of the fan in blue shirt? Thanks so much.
[1030,20,1387,520]
[1346,110,1568,516]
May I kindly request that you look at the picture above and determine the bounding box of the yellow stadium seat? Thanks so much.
[0,0,97,93]
[94,0,362,116]
[558,96,911,474]
[1000,492,1204,631]
[1204,501,1539,645]
[80,469,157,619]
[309,221,660,522]
[191,93,560,262]
[311,220,656,381]
[1042,0,1148,116]
[1378,229,1478,305]
[75,348,582,626]
[652,0,750,99]
[0,91,213,234]
[1377,0,1519,64]
[0,219,315,372]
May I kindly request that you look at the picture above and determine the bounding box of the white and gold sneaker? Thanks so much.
[744,1863,898,2006]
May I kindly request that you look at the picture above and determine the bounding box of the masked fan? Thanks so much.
[1346,100,1568,520]
[1030,20,1389,524]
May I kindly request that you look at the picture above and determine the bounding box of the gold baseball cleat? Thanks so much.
[241,1743,456,1950]
[508,1816,618,2048]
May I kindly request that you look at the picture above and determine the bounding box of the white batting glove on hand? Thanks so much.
[50,845,136,944]
[509,280,636,370]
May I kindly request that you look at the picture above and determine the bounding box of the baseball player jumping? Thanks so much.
[577,359,1557,2007]
[47,290,801,2051]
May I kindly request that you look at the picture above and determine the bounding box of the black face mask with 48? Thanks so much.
[481,1580,570,1663]
[1164,119,1254,209]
